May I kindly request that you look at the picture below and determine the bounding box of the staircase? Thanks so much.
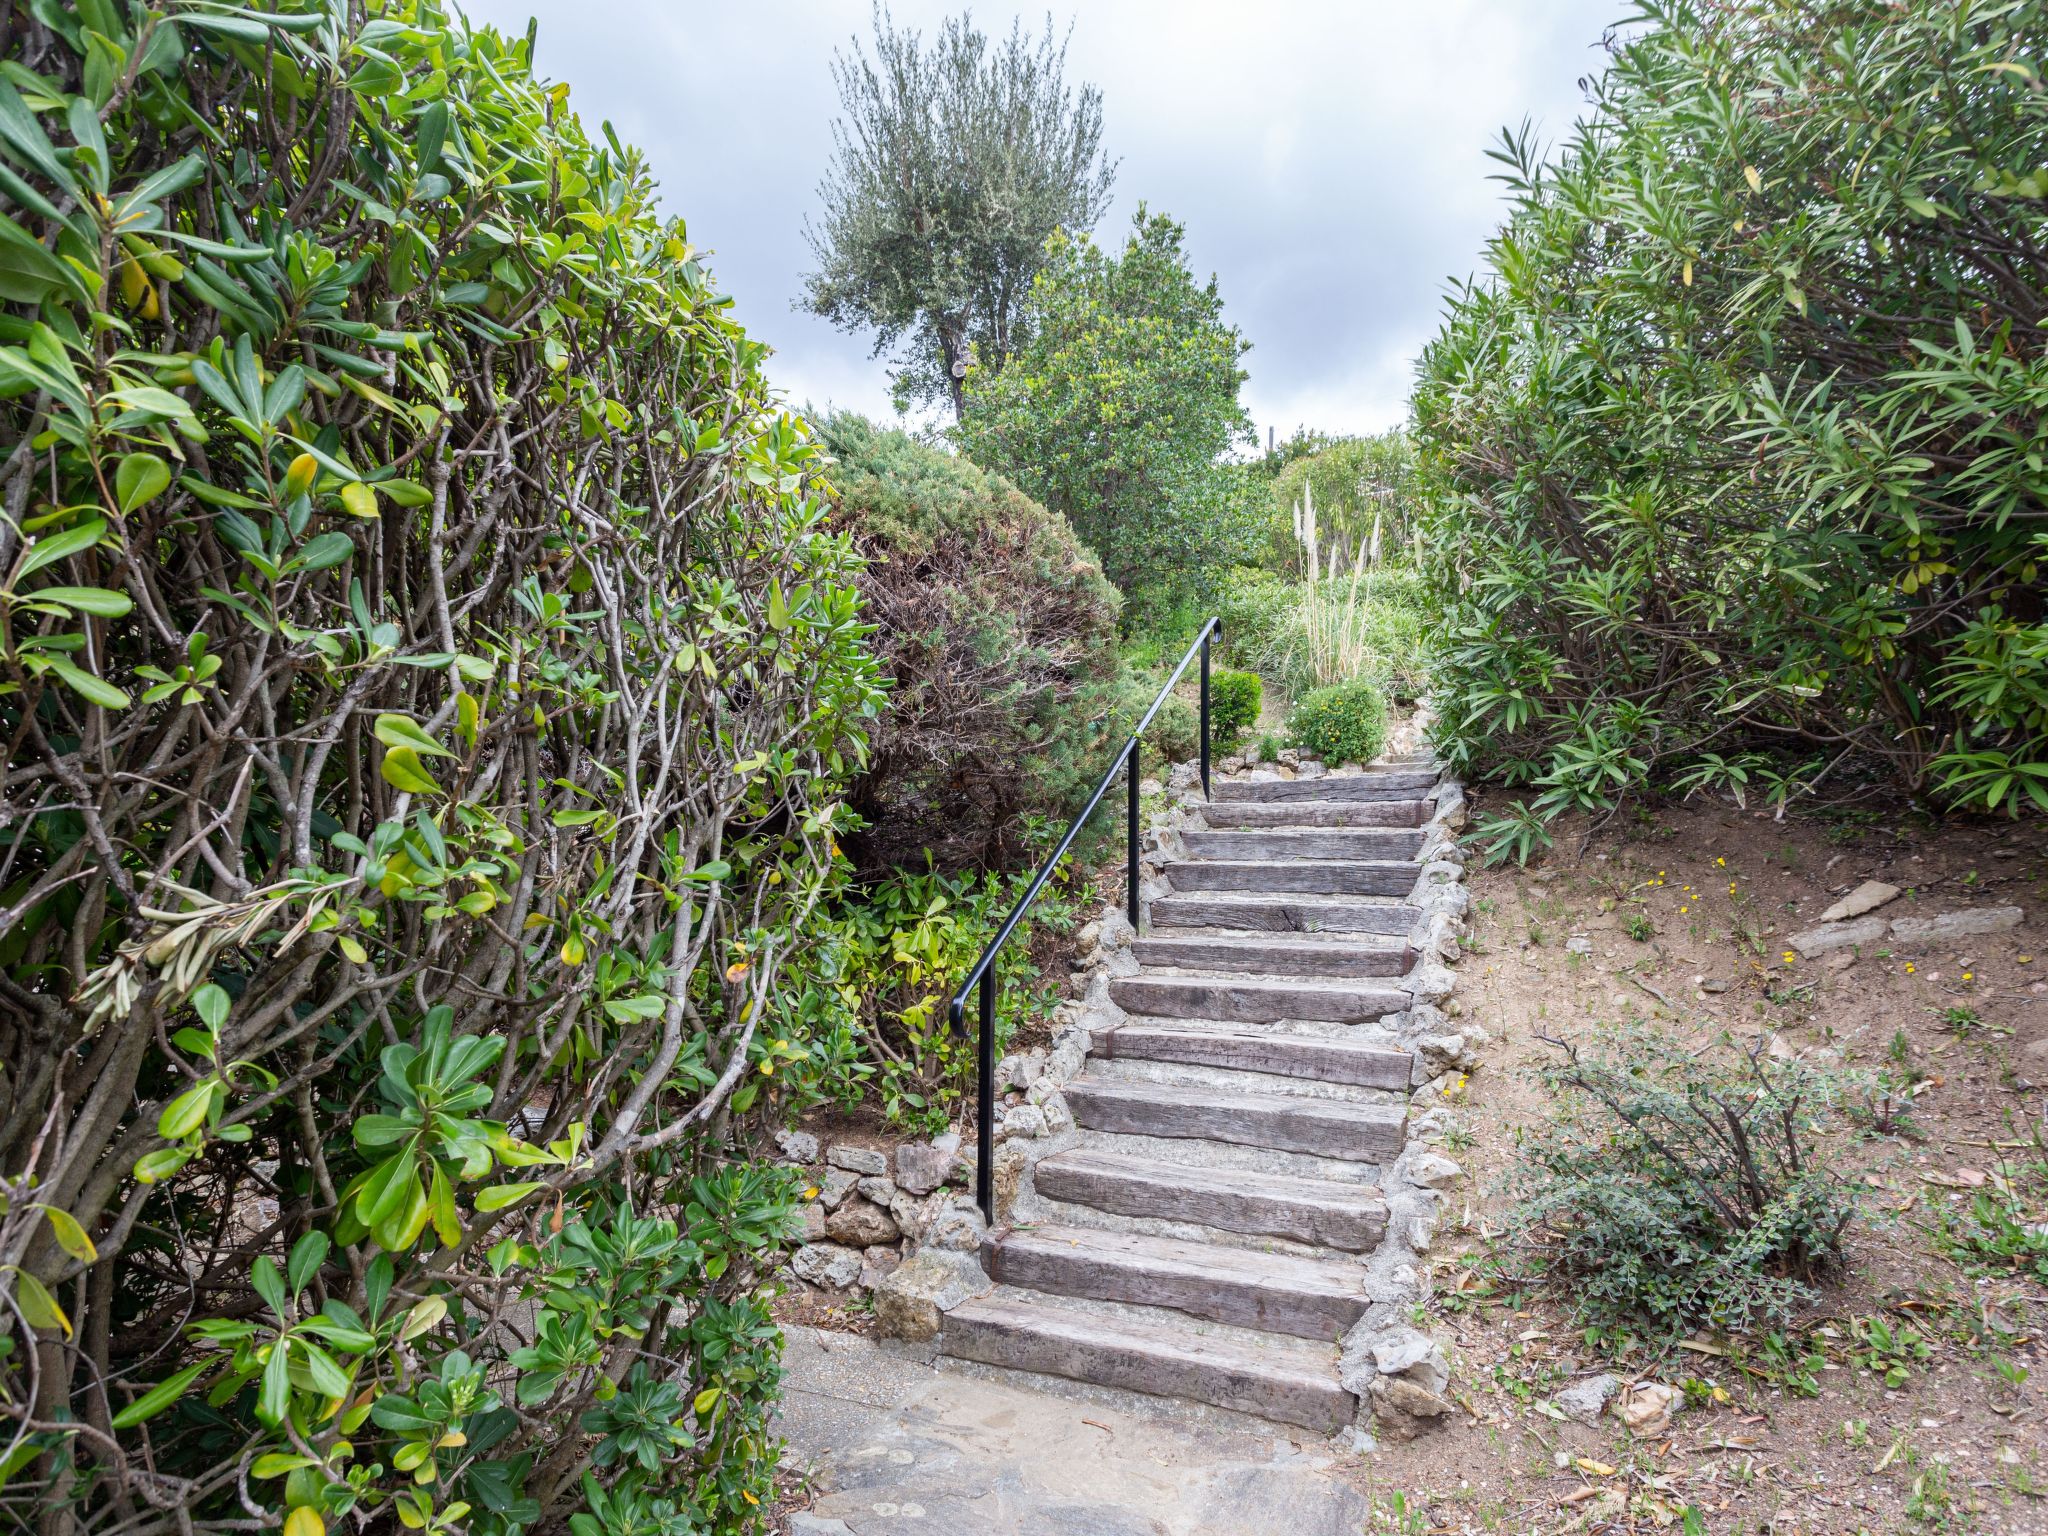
[935,762,1443,1431]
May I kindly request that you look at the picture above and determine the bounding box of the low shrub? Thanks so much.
[821,413,1123,872]
[1209,668,1263,746]
[1509,1031,1857,1336]
[1289,678,1389,765]
[1215,566,1296,676]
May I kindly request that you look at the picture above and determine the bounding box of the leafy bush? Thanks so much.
[0,6,880,1530]
[958,209,1264,598]
[820,413,1122,873]
[1209,668,1262,747]
[1289,678,1389,766]
[1414,0,2048,831]
[1215,566,1297,676]
[1510,1032,1857,1336]
[1268,432,1418,576]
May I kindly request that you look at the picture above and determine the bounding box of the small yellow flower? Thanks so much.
[1679,905,1689,914]
[1715,857,1726,867]
[2020,955,2034,965]
[1962,972,1973,982]
[1903,962,1916,974]
[1782,951,1795,964]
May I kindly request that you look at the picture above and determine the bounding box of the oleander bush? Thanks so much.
[1415,0,2048,853]
[1509,1031,1857,1337]
[1288,677,1388,766]
[0,4,882,1531]
[818,412,1122,874]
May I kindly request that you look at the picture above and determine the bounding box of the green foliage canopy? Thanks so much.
[801,8,1116,417]
[958,208,1261,597]
[0,3,880,1530]
[1414,0,2048,833]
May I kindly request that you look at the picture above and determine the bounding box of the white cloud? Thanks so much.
[458,0,1617,436]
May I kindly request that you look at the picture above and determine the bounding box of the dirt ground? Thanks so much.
[1358,797,2048,1535]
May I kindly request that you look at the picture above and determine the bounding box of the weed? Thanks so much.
[1851,1313,1933,1388]
[1938,1188,2048,1284]
[1625,910,1654,941]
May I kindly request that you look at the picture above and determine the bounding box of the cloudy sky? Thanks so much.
[460,1,1621,439]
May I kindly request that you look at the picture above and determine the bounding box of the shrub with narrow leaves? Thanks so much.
[0,5,880,1531]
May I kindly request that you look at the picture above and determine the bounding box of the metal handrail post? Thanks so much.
[1124,740,1140,929]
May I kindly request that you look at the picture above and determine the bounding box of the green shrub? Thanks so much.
[1510,1032,1856,1336]
[820,413,1122,872]
[1215,565,1296,675]
[1209,668,1263,746]
[0,6,880,1530]
[1289,679,1389,765]
[1415,0,2048,829]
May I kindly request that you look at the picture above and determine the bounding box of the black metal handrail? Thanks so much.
[947,616,1220,1223]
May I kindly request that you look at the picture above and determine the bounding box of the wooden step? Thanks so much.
[1181,828,1425,861]
[1110,972,1405,1023]
[1150,894,1420,935]
[1034,1149,1388,1250]
[1131,934,1412,978]
[1203,799,1430,829]
[1214,770,1435,803]
[1097,1024,1414,1089]
[983,1225,1369,1341]
[940,1294,1353,1431]
[1164,860,1415,896]
[1063,1078,1407,1161]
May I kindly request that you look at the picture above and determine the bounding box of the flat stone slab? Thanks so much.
[984,1224,1369,1340]
[1788,915,1889,958]
[1110,972,1406,1024]
[941,1295,1354,1431]
[1889,905,2024,942]
[1131,934,1413,978]
[1096,1024,1414,1089]
[1817,880,1900,924]
[1180,828,1425,862]
[1034,1148,1388,1250]
[1202,799,1431,829]
[1164,860,1415,896]
[777,1328,1379,1536]
[1063,1077,1407,1162]
[1150,894,1421,935]
[1214,770,1436,802]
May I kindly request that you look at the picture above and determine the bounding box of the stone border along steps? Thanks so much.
[875,752,1479,1445]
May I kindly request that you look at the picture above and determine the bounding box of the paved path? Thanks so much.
[775,1328,1377,1536]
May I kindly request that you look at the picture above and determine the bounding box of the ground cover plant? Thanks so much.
[1414,0,2048,858]
[0,4,881,1530]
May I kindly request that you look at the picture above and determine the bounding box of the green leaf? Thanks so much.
[11,1270,70,1336]
[398,1294,446,1342]
[20,585,132,617]
[15,517,106,580]
[378,745,444,796]
[132,1146,192,1184]
[36,1206,96,1264]
[190,982,229,1030]
[373,713,455,757]
[110,1362,208,1428]
[41,656,129,709]
[292,531,356,572]
[251,1452,318,1479]
[256,1339,291,1426]
[338,481,378,519]
[115,452,172,513]
[474,1181,544,1212]
[158,1080,216,1140]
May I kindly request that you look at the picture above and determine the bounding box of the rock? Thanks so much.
[1614,1381,1680,1436]
[1364,1263,1420,1307]
[1368,1375,1453,1439]
[774,1128,819,1164]
[823,1199,899,1247]
[1369,1329,1448,1395]
[894,1142,952,1196]
[932,1129,962,1157]
[924,1197,985,1254]
[1889,905,2024,943]
[826,1144,888,1177]
[1405,1151,1463,1190]
[859,1244,903,1289]
[788,1516,857,1536]
[857,1175,898,1204]
[817,1167,860,1211]
[790,1242,863,1289]
[1297,759,1327,780]
[1038,1091,1073,1135]
[1823,949,1858,973]
[1789,915,1888,959]
[872,1250,994,1341]
[1555,1373,1621,1426]
[997,1103,1047,1142]
[1415,1033,1470,1077]
[794,1202,828,1242]
[1076,919,1102,953]
[887,1191,932,1239]
[1565,935,1593,956]
[1818,880,1900,924]
[1698,978,1729,994]
[2015,1036,2048,1090]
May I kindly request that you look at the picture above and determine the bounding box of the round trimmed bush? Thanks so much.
[1209,668,1263,747]
[1290,678,1389,766]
